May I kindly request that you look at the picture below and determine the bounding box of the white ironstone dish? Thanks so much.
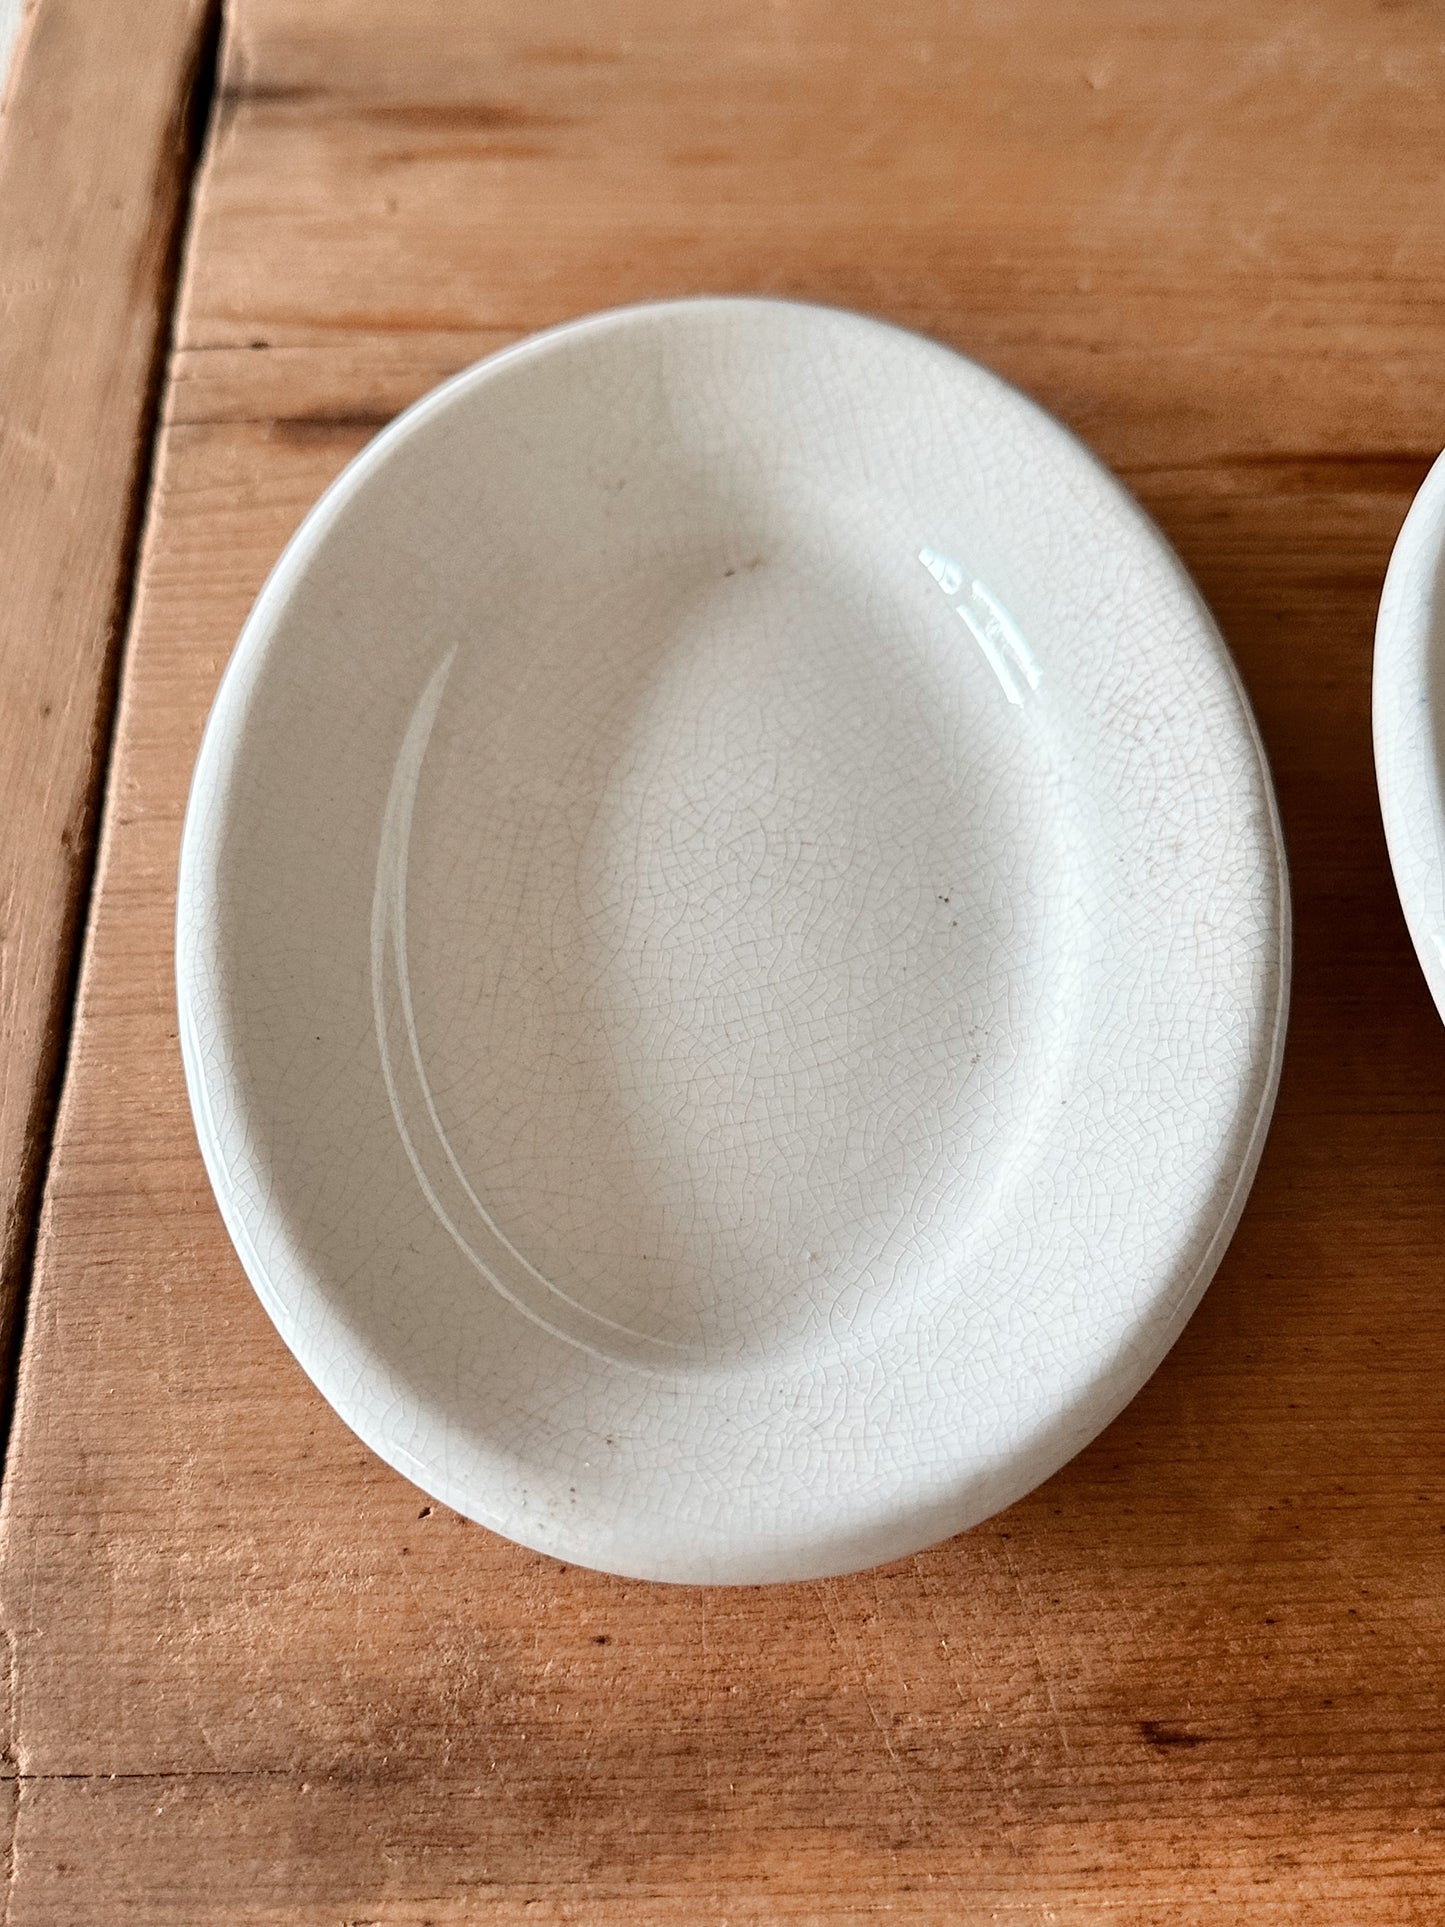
[1375,450,1445,1023]
[177,298,1289,1584]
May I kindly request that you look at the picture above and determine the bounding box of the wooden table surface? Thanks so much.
[3,0,1445,1920]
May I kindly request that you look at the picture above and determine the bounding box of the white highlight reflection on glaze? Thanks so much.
[176,297,1289,1585]
[918,547,1041,705]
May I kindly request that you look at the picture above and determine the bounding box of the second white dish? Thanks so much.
[1375,450,1445,1023]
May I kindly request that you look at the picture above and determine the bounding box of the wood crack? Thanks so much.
[4,1767,298,1784]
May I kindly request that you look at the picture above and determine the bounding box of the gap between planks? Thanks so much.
[0,0,223,1478]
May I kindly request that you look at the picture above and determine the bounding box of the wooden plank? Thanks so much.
[6,0,1445,1920]
[0,0,216,1424]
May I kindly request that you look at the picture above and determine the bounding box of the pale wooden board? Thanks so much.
[6,0,1445,1920]
[0,0,214,1414]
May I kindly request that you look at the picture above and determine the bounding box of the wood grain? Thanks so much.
[0,0,215,1423]
[5,0,1445,1920]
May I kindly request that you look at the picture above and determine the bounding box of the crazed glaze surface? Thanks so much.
[177,299,1290,1584]
[1375,450,1445,1024]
